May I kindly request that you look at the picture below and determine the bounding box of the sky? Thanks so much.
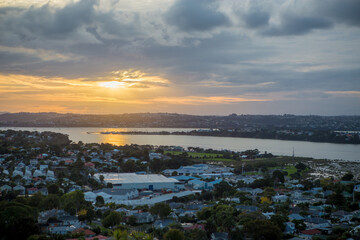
[0,0,359,115]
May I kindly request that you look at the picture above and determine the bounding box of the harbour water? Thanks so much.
[1,127,359,161]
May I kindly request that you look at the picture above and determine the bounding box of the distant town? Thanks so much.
[1,130,360,240]
[1,112,360,131]
[1,112,359,144]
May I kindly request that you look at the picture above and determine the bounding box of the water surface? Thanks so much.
[1,127,359,161]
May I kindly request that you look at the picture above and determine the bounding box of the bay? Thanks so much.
[1,127,359,161]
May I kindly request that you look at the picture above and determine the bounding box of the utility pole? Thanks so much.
[292,147,295,161]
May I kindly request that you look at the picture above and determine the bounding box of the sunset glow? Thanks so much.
[0,0,358,115]
[98,81,125,89]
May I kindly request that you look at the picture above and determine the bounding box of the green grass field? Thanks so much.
[165,151,227,158]
[201,158,236,162]
[284,165,297,175]
[243,171,262,175]
[269,165,297,175]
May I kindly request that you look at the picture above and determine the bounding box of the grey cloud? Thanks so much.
[0,7,24,14]
[0,0,359,116]
[245,68,360,93]
[164,0,229,31]
[242,9,270,28]
[237,0,359,36]
[317,0,360,27]
[261,14,333,36]
[11,0,98,39]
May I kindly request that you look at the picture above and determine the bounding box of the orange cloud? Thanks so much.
[326,91,360,95]
[151,96,270,105]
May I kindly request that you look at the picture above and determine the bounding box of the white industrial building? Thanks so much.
[94,173,182,190]
[85,188,139,204]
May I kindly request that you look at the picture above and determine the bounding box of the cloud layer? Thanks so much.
[0,0,359,115]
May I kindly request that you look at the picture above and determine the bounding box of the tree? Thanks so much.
[77,209,88,222]
[327,192,346,208]
[213,181,236,198]
[196,207,213,221]
[28,192,45,208]
[41,194,60,210]
[150,158,163,173]
[260,196,272,204]
[341,172,354,181]
[150,203,171,219]
[0,202,39,240]
[47,183,59,195]
[99,175,104,183]
[122,160,139,172]
[130,231,153,240]
[243,219,282,240]
[113,229,153,240]
[61,190,88,214]
[272,170,285,183]
[270,214,288,231]
[249,177,272,188]
[293,219,306,231]
[163,229,185,240]
[212,205,237,232]
[85,207,95,222]
[262,187,276,198]
[113,229,128,240]
[127,215,137,226]
[184,229,207,240]
[295,162,307,171]
[96,196,105,206]
[102,211,124,228]
[197,205,237,233]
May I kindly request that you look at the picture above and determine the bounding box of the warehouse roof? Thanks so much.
[95,173,179,184]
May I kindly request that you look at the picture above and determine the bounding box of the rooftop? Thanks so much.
[94,173,179,184]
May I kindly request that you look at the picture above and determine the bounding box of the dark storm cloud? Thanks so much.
[0,0,98,40]
[237,0,360,36]
[318,0,360,27]
[164,0,229,31]
[261,14,333,36]
[140,32,276,83]
[242,9,270,28]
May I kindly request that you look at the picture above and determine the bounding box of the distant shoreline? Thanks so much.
[89,130,360,145]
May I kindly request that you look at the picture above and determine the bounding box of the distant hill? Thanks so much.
[0,112,359,131]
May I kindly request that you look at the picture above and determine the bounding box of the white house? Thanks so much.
[272,195,289,203]
[86,188,140,204]
[25,169,32,177]
[84,192,97,202]
[189,179,206,190]
[13,185,25,195]
[30,159,38,165]
[12,170,24,177]
[0,185,12,192]
[47,170,55,178]
[149,153,163,161]
[40,165,48,171]
[284,222,296,234]
[33,170,45,177]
